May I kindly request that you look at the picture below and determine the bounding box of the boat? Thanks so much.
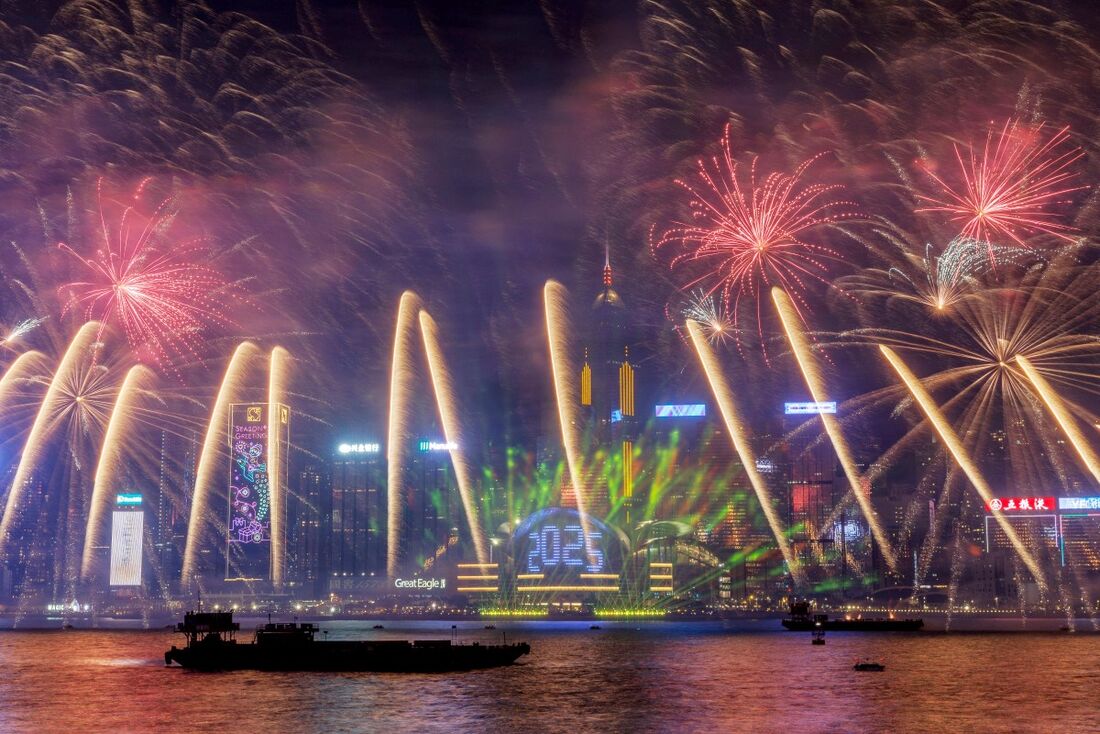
[854,660,886,672]
[811,626,825,645]
[164,611,530,672]
[372,624,385,630]
[782,602,923,632]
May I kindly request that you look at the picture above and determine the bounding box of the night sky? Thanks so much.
[0,0,1098,462]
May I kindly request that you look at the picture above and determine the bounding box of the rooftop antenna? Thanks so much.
[603,239,612,287]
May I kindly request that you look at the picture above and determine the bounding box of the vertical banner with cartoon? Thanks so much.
[226,403,270,579]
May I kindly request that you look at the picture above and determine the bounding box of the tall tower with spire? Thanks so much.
[575,247,637,519]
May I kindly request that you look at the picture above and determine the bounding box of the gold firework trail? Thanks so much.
[82,364,155,581]
[879,345,1046,589]
[544,280,597,557]
[386,291,422,578]
[420,311,489,565]
[267,346,290,588]
[182,341,260,584]
[772,287,898,571]
[1015,354,1100,485]
[686,319,804,583]
[0,322,101,561]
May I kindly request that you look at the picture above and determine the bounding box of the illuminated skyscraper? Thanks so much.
[407,439,459,571]
[649,406,747,550]
[154,428,196,593]
[290,463,328,596]
[1060,501,1100,574]
[109,493,145,588]
[577,251,637,517]
[329,443,386,592]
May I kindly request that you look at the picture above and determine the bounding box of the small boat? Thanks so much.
[484,625,496,630]
[811,627,825,645]
[372,624,385,630]
[165,611,529,672]
[854,660,885,672]
[589,625,601,630]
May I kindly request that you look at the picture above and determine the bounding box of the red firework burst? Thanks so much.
[59,178,235,373]
[654,124,859,357]
[917,120,1087,259]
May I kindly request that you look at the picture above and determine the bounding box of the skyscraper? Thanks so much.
[577,251,637,518]
[407,440,459,570]
[329,443,386,592]
[289,462,328,597]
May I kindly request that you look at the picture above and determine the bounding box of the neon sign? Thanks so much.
[418,440,457,452]
[784,401,837,415]
[986,496,1055,512]
[394,577,447,590]
[338,442,380,454]
[1058,497,1100,511]
[655,404,706,418]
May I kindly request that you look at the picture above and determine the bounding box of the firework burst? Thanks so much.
[680,289,732,344]
[654,124,859,358]
[59,179,236,374]
[917,120,1087,258]
[1,316,47,348]
[840,253,1100,497]
[841,237,1033,314]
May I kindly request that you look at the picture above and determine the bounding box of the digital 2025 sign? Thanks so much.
[514,507,622,576]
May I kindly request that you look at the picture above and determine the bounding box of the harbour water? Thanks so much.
[0,620,1095,733]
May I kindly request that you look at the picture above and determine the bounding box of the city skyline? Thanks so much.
[2,250,1098,618]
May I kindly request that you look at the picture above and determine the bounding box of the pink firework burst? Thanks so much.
[917,120,1087,260]
[654,124,859,358]
[59,178,236,373]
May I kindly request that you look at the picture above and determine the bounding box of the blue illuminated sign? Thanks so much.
[115,493,143,506]
[655,404,706,418]
[418,440,457,452]
[611,409,623,423]
[784,401,837,415]
[755,459,776,473]
[526,523,605,573]
[1058,497,1100,511]
[338,442,379,454]
[512,508,624,579]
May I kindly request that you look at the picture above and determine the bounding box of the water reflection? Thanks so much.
[0,621,1094,733]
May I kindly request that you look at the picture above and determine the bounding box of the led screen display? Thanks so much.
[110,510,143,586]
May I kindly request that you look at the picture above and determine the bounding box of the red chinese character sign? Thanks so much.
[985,496,1056,513]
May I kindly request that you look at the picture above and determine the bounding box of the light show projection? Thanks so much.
[512,508,626,593]
[109,509,143,586]
[227,403,270,579]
